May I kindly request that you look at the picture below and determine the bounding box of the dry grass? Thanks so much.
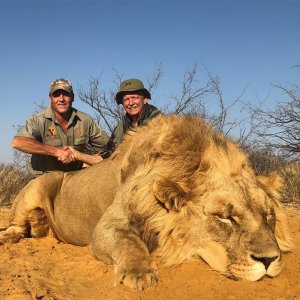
[279,163,300,205]
[0,163,31,207]
[247,149,300,206]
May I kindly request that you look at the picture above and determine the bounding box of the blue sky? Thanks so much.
[0,0,299,163]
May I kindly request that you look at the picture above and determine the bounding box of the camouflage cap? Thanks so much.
[115,78,151,104]
[49,78,73,95]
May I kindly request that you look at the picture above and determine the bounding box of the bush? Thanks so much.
[279,163,300,204]
[0,163,31,207]
[246,148,300,205]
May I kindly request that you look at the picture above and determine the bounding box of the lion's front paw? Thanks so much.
[115,261,159,290]
[0,232,22,245]
[0,226,25,245]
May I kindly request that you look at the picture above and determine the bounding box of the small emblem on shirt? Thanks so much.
[48,126,56,136]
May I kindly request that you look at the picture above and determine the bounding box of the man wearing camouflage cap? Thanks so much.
[12,78,109,177]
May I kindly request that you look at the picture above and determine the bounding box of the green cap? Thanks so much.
[115,78,151,104]
[49,78,73,95]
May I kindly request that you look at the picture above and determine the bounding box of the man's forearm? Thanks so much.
[75,151,103,165]
[12,136,60,157]
[66,146,103,166]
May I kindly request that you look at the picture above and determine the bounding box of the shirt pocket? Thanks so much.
[45,138,63,147]
[74,136,88,151]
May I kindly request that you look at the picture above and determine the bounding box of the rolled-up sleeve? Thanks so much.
[88,119,109,151]
[16,117,42,141]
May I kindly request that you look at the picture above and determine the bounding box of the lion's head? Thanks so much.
[116,114,293,281]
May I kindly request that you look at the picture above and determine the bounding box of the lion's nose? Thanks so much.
[251,255,278,270]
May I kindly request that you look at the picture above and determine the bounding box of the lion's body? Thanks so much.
[1,115,292,290]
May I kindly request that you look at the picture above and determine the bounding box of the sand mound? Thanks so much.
[0,207,299,299]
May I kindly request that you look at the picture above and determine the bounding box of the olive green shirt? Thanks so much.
[17,106,109,176]
[101,104,161,158]
[112,108,161,147]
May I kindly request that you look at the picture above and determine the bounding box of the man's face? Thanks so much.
[122,94,147,117]
[50,89,73,116]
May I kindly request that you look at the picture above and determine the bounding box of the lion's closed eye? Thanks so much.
[215,214,239,225]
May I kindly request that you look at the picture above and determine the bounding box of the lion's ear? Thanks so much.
[153,177,188,212]
[257,172,283,200]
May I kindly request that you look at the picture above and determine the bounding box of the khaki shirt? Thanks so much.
[17,106,109,176]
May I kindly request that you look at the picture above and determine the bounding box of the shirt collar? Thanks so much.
[44,106,80,122]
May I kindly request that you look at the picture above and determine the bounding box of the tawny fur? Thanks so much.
[0,114,293,290]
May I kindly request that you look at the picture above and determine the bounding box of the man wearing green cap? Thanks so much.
[106,78,161,152]
[12,78,109,177]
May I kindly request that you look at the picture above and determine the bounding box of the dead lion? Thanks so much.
[0,115,293,290]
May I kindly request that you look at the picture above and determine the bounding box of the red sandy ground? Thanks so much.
[0,207,299,300]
